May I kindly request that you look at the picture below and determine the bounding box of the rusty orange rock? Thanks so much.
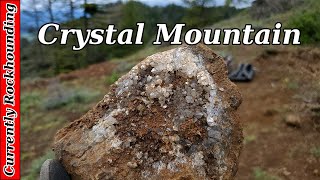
[53,44,243,180]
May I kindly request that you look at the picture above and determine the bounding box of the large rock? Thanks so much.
[53,44,243,180]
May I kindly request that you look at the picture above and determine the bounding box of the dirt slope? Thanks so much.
[235,48,320,180]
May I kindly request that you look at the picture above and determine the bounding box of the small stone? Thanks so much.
[172,125,179,131]
[282,167,291,176]
[136,152,143,159]
[195,112,204,119]
[185,96,194,103]
[285,114,301,127]
[140,64,147,70]
[147,75,153,82]
[169,135,180,142]
[208,129,222,140]
[127,162,138,168]
[137,104,145,112]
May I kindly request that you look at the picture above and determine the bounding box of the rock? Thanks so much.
[285,114,301,128]
[281,167,291,177]
[53,44,243,180]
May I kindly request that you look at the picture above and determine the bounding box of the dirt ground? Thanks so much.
[235,47,320,180]
[22,45,320,179]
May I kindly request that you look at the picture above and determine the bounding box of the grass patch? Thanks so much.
[114,62,136,73]
[283,78,299,90]
[310,146,320,158]
[21,91,42,114]
[21,151,35,161]
[43,88,100,110]
[244,135,256,144]
[22,150,54,180]
[253,167,280,180]
[106,72,120,85]
[21,91,43,130]
[32,116,66,133]
[287,82,299,90]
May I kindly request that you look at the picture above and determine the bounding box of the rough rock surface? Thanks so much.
[53,44,243,180]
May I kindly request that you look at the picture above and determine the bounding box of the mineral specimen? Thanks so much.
[53,44,243,180]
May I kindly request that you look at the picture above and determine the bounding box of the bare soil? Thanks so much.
[235,48,320,180]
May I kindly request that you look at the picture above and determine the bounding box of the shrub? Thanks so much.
[250,0,302,19]
[287,8,320,44]
[21,91,43,130]
[43,82,100,110]
[106,72,120,85]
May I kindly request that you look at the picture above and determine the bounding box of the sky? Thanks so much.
[104,0,223,6]
[89,0,252,7]
[21,0,252,11]
[21,0,252,34]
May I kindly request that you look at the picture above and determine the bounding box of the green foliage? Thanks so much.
[43,87,99,110]
[225,0,249,7]
[253,168,280,180]
[21,84,102,178]
[282,78,299,90]
[183,5,241,28]
[287,1,320,44]
[120,2,187,41]
[120,1,150,29]
[310,147,320,158]
[106,72,120,85]
[21,91,42,113]
[83,3,98,16]
[22,150,54,180]
[244,135,256,144]
[33,116,66,133]
[22,2,241,78]
[157,4,187,29]
[250,0,302,19]
[21,91,43,130]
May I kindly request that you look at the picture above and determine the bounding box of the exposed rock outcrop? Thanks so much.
[53,44,243,180]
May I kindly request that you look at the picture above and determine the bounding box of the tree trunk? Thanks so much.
[69,0,74,20]
[32,0,45,66]
[84,0,88,29]
[84,0,89,63]
[48,0,55,22]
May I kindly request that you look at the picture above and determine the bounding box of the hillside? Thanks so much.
[210,0,320,29]
[21,1,241,79]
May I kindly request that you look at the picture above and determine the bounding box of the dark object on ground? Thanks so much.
[223,55,255,82]
[228,63,255,82]
[40,159,71,180]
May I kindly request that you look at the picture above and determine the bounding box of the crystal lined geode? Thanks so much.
[53,44,243,180]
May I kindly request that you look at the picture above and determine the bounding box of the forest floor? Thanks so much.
[21,44,320,180]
